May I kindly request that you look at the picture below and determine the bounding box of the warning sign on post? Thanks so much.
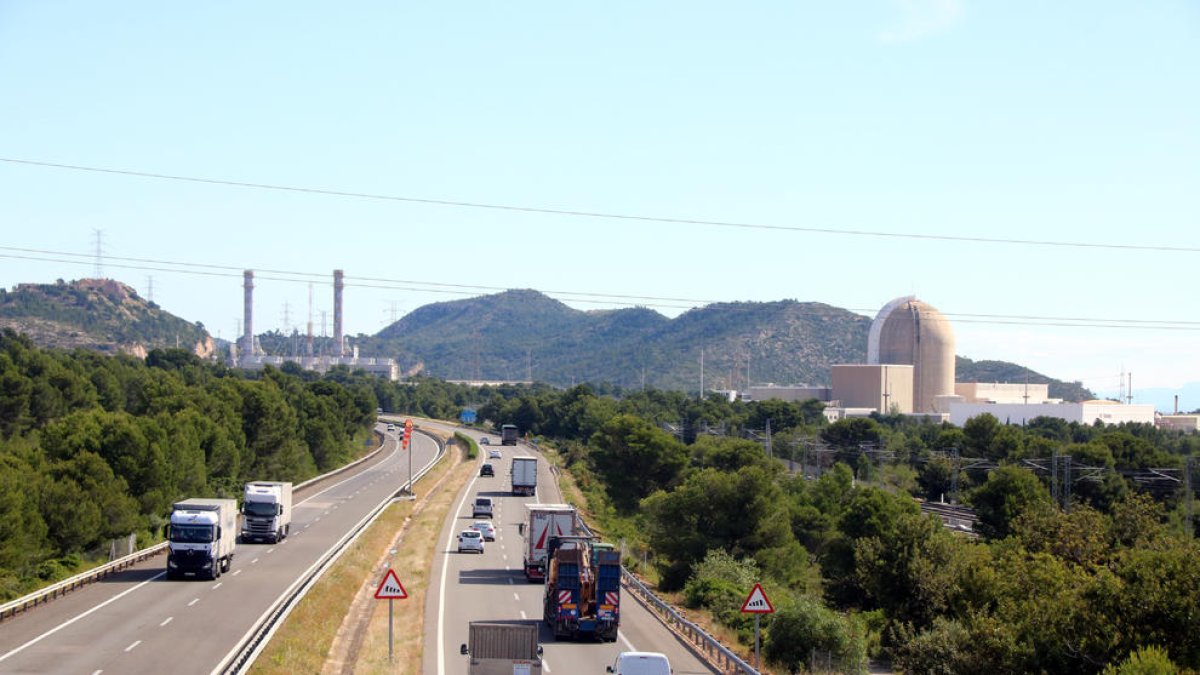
[375,569,408,599]
[740,583,774,614]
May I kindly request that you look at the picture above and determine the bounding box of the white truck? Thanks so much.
[460,622,543,675]
[511,456,537,497]
[241,481,293,543]
[166,498,237,580]
[519,504,580,582]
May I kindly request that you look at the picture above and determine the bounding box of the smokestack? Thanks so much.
[242,270,254,358]
[333,269,345,357]
[306,282,314,357]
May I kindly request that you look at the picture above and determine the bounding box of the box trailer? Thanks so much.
[511,456,538,497]
[520,504,580,582]
[460,622,543,675]
[166,498,237,580]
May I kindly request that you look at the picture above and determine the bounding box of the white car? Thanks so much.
[471,520,496,541]
[457,529,484,554]
[488,449,501,459]
[607,652,672,675]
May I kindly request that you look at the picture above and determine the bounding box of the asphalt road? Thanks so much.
[419,423,718,675]
[0,424,438,675]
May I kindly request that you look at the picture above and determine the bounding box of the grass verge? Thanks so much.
[249,432,474,675]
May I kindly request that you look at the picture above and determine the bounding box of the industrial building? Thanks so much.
[830,364,914,413]
[955,382,1055,404]
[233,269,399,380]
[867,296,956,413]
[948,400,1156,427]
[743,385,832,403]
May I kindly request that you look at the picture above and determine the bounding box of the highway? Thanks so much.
[0,424,437,675]
[420,424,718,675]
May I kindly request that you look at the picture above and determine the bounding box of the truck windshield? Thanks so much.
[243,501,277,517]
[170,524,215,543]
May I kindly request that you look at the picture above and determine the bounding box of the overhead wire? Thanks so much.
[2,248,1198,331]
[3,156,1199,254]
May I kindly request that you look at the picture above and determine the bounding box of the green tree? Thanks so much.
[588,415,688,513]
[968,465,1052,540]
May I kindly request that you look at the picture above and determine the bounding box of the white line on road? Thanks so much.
[91,670,102,675]
[212,582,222,590]
[232,569,242,576]
[267,548,275,554]
[160,617,173,627]
[544,659,552,672]
[124,640,141,652]
[513,592,520,601]
[188,598,199,607]
[0,571,167,663]
[251,558,259,564]
[438,470,482,675]
[620,631,637,651]
[520,610,527,620]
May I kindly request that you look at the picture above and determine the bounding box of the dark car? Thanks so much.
[480,463,494,477]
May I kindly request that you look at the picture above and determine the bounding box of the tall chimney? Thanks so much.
[242,270,254,358]
[333,269,345,357]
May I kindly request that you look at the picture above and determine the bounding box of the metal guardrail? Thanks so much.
[215,428,447,674]
[621,569,759,674]
[0,427,395,622]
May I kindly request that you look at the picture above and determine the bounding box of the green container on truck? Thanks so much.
[543,536,621,641]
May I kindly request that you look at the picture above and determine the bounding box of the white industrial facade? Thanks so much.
[949,401,1155,427]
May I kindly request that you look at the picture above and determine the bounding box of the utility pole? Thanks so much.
[699,348,705,400]
[527,348,533,383]
[91,229,105,278]
[146,276,154,303]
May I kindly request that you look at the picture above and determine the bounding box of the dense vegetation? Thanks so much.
[0,331,377,600]
[378,379,1198,674]
[0,279,210,354]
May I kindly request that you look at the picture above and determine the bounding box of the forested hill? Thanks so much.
[358,289,1093,399]
[0,278,214,358]
[0,331,378,599]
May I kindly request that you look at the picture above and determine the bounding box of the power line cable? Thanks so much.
[3,156,1198,254]
[4,248,1200,330]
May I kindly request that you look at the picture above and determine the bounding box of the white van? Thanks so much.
[607,652,671,675]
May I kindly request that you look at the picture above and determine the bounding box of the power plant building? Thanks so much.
[831,365,914,414]
[867,296,956,413]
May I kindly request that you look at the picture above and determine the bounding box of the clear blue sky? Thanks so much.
[2,2,1197,396]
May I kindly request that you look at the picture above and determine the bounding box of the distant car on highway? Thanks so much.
[489,449,501,459]
[480,463,494,477]
[386,423,395,432]
[471,520,496,541]
[457,529,484,554]
[480,437,490,445]
[473,497,493,519]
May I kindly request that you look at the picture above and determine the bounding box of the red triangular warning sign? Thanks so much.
[374,569,408,599]
[740,583,774,614]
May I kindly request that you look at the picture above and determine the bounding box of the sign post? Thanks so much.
[740,583,775,669]
[404,419,414,495]
[374,568,408,662]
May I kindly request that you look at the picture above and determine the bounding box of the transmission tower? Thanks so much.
[91,229,105,277]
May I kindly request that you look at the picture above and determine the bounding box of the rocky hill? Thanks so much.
[356,290,1094,399]
[0,279,214,358]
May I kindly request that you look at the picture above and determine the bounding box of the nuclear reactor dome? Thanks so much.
[867,296,955,413]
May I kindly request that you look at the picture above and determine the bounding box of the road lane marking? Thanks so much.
[124,641,141,653]
[544,660,551,672]
[232,569,242,576]
[91,671,102,675]
[520,610,527,619]
[0,571,167,663]
[438,470,483,675]
[212,582,223,590]
[620,631,637,651]
[160,617,173,627]
[267,548,275,554]
[513,593,520,601]
[188,598,199,607]
[251,558,260,564]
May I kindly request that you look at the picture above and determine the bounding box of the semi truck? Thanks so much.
[501,424,519,446]
[511,456,538,496]
[459,622,543,675]
[241,481,293,543]
[543,536,621,641]
[166,498,237,580]
[520,504,580,582]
